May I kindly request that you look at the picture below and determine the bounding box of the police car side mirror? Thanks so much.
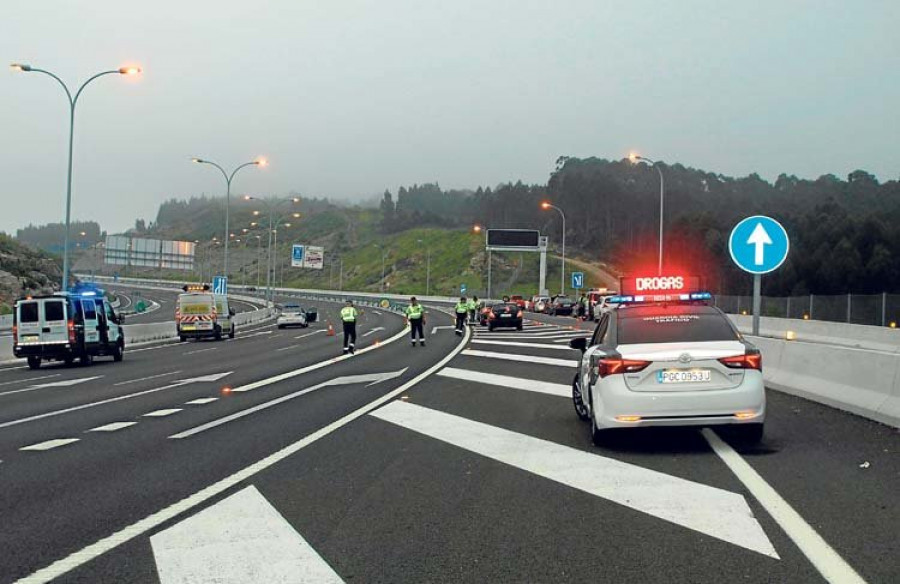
[569,337,587,352]
[117,315,125,325]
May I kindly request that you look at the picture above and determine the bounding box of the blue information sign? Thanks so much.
[292,245,305,267]
[460,283,467,295]
[728,216,790,275]
[571,272,584,290]
[212,276,228,295]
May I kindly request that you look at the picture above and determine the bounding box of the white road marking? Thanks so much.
[362,327,385,337]
[151,485,343,584]
[185,397,219,405]
[0,372,232,430]
[0,373,60,388]
[437,368,570,398]
[170,369,407,439]
[236,330,274,340]
[702,429,864,582]
[88,422,138,432]
[0,375,104,398]
[373,402,778,558]
[373,310,383,315]
[185,348,217,355]
[470,339,575,351]
[461,350,578,368]
[294,330,326,340]
[16,317,469,584]
[20,438,81,451]
[113,371,182,386]
[144,409,182,418]
[431,325,456,335]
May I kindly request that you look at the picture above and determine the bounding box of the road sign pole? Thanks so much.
[752,274,761,336]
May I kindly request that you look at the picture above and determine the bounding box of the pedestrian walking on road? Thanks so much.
[340,299,359,355]
[405,297,426,346]
[454,296,469,335]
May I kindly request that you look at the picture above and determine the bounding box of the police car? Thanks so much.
[13,285,125,369]
[569,275,765,445]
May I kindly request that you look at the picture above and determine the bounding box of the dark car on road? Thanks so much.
[487,303,524,331]
[548,294,577,316]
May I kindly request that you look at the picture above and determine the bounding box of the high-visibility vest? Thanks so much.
[340,306,358,322]
[455,302,468,314]
[467,299,477,310]
[405,304,424,319]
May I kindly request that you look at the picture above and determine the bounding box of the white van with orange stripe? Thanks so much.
[176,290,235,342]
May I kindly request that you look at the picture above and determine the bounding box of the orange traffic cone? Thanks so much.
[327,321,335,336]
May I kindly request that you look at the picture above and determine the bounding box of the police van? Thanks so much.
[176,284,235,341]
[13,288,125,369]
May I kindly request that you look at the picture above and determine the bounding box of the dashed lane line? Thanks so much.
[702,429,865,583]
[437,368,570,398]
[143,409,183,418]
[20,438,81,452]
[460,350,578,368]
[185,397,218,405]
[0,374,60,388]
[88,422,138,432]
[185,348,217,356]
[114,371,182,387]
[469,339,575,351]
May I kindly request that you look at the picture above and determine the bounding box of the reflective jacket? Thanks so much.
[405,304,425,320]
[340,306,358,322]
[455,302,469,314]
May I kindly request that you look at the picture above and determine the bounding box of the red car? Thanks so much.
[510,295,527,310]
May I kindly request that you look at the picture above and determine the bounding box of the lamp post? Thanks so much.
[246,196,299,304]
[417,239,431,296]
[541,202,566,295]
[473,224,490,298]
[373,244,387,293]
[192,156,267,282]
[11,62,141,290]
[629,152,666,275]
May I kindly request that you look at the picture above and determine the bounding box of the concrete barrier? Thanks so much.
[0,315,12,330]
[751,336,899,429]
[730,314,900,353]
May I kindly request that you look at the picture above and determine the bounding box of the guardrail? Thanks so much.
[729,314,900,353]
[0,315,11,331]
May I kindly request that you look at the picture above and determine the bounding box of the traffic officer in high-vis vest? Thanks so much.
[340,299,359,354]
[405,297,426,346]
[467,296,479,323]
[454,296,469,335]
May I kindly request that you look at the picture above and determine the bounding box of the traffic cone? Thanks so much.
[327,322,335,336]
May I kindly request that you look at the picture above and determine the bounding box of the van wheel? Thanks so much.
[80,354,93,366]
[113,341,124,362]
[516,324,523,331]
[64,357,74,367]
[179,335,187,342]
[27,356,41,370]
[229,325,235,339]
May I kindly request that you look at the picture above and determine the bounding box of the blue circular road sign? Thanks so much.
[728,215,790,275]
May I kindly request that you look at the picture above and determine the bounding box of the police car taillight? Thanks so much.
[12,324,17,344]
[67,319,76,344]
[719,350,762,371]
[598,358,651,377]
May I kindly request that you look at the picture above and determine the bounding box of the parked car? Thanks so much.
[487,303,524,331]
[277,304,309,329]
[548,295,577,316]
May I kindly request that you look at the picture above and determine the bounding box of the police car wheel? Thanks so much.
[229,325,235,339]
[113,341,124,362]
[27,356,41,370]
[572,375,590,421]
[732,423,764,445]
[80,354,93,366]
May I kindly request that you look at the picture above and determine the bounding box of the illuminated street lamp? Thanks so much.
[541,202,566,295]
[245,196,299,303]
[11,62,142,289]
[191,156,267,281]
[629,151,666,275]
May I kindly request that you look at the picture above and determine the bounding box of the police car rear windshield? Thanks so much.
[617,305,739,345]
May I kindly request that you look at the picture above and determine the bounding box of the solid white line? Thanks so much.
[144,409,182,418]
[294,330,326,340]
[437,367,570,398]
[113,371,181,387]
[470,339,574,351]
[185,348,217,356]
[184,398,218,405]
[461,350,578,368]
[373,402,778,558]
[20,438,80,452]
[15,315,467,584]
[88,422,138,432]
[702,429,864,582]
[151,485,343,584]
[0,374,60,388]
[236,330,273,340]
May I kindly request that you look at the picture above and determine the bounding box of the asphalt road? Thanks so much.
[0,305,896,583]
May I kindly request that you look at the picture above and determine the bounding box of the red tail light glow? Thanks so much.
[67,320,76,344]
[597,358,651,377]
[719,351,762,370]
[12,324,17,344]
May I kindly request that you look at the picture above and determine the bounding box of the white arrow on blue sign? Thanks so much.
[728,216,789,275]
[212,276,228,295]
[571,272,584,289]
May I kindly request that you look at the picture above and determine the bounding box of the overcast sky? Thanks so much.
[2,0,898,235]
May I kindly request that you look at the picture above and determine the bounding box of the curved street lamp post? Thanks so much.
[629,152,666,275]
[541,202,566,295]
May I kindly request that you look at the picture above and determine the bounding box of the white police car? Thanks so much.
[569,275,765,445]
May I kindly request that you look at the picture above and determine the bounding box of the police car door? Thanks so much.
[42,298,69,345]
[581,314,611,414]
[99,299,122,346]
[15,300,42,345]
[80,297,101,347]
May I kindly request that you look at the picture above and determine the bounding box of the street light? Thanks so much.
[629,152,666,275]
[11,62,142,289]
[245,196,299,304]
[417,239,431,296]
[541,202,566,295]
[473,224,491,298]
[191,156,267,281]
[373,244,388,293]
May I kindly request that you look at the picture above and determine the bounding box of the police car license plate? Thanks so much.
[658,369,712,384]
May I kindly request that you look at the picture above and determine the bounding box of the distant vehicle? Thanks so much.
[509,295,527,310]
[592,296,623,320]
[13,290,125,369]
[528,295,551,313]
[487,303,524,331]
[478,305,492,326]
[277,304,309,329]
[176,291,235,341]
[547,295,576,316]
[570,276,765,445]
[586,289,617,321]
